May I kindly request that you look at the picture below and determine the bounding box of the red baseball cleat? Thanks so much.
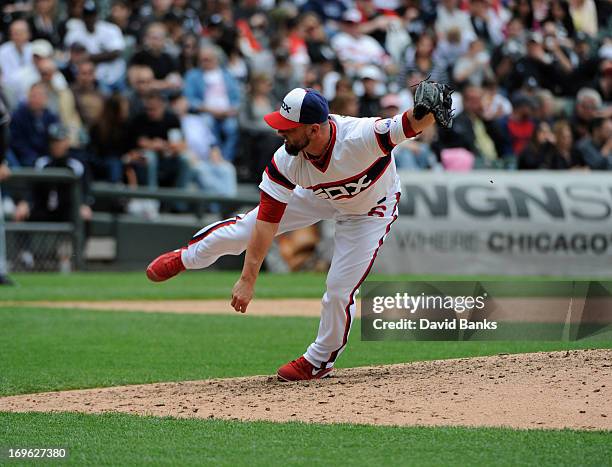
[146,249,186,282]
[277,356,333,381]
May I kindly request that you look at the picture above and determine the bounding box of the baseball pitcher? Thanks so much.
[146,82,453,381]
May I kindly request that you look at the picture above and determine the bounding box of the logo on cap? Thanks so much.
[263,88,329,131]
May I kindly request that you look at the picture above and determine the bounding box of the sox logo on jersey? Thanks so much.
[306,156,392,201]
[313,175,370,200]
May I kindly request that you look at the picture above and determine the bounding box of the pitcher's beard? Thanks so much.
[284,136,310,156]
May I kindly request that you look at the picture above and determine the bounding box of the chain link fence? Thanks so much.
[2,168,84,273]
[5,227,75,272]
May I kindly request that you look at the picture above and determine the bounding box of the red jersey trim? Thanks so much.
[305,119,336,173]
[402,112,419,138]
[323,192,401,365]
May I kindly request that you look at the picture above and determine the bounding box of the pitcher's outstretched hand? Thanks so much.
[231,277,254,313]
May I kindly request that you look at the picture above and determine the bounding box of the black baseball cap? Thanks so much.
[83,1,97,15]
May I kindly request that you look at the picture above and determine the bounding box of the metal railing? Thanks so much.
[91,182,260,217]
[2,170,261,271]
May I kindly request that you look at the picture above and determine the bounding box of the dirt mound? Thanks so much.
[1,350,610,430]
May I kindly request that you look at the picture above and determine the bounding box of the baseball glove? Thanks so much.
[413,80,454,128]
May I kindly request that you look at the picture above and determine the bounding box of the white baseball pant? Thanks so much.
[181,186,400,369]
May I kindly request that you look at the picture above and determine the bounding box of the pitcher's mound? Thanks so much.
[1,349,610,430]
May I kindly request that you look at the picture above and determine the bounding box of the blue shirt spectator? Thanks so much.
[183,49,241,113]
[183,45,241,162]
[9,82,59,167]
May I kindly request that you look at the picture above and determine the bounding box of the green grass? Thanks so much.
[1,308,610,396]
[4,272,610,301]
[2,272,611,465]
[1,413,610,466]
[3,271,327,301]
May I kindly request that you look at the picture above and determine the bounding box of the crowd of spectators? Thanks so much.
[0,0,611,221]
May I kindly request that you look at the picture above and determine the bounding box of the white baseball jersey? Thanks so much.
[259,112,415,214]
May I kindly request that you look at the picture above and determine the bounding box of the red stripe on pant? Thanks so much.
[322,192,401,367]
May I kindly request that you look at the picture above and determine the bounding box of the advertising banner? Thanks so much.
[374,171,612,277]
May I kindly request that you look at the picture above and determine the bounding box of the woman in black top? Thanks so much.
[518,120,580,170]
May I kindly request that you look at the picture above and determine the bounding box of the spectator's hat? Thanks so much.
[69,42,87,53]
[48,123,70,141]
[264,88,329,130]
[380,94,401,109]
[83,1,97,15]
[31,39,53,58]
[360,65,384,82]
[208,14,223,27]
[341,9,362,24]
[511,93,537,109]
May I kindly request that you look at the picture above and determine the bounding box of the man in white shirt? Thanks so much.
[0,19,33,91]
[6,39,69,110]
[64,1,126,92]
[170,95,237,197]
[330,9,389,78]
[435,0,476,42]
